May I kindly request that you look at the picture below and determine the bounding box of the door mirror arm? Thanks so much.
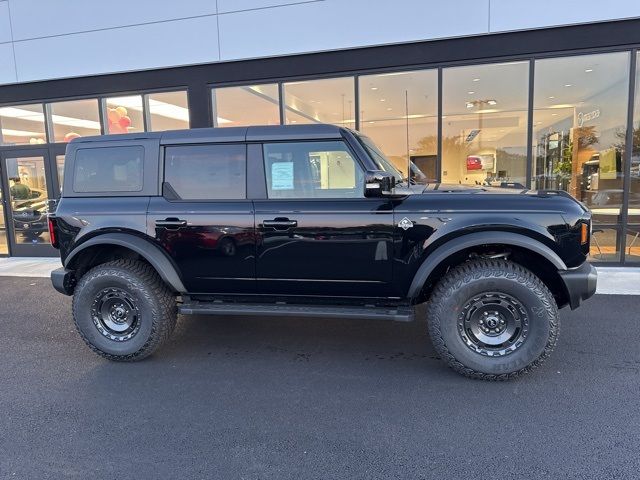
[364,170,399,197]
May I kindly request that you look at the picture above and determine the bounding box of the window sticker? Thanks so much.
[271,162,294,190]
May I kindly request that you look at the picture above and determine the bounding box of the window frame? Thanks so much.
[260,139,367,200]
[161,142,249,202]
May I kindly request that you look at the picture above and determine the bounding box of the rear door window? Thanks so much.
[73,146,144,193]
[164,144,246,200]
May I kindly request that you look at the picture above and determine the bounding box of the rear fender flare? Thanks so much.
[65,232,187,293]
[407,231,567,299]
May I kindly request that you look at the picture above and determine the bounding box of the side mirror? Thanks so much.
[364,170,396,197]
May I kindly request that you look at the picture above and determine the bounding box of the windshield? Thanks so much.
[356,134,404,182]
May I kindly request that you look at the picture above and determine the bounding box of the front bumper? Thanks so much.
[51,267,75,295]
[558,261,597,310]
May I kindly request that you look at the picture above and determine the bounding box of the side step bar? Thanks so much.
[179,301,415,322]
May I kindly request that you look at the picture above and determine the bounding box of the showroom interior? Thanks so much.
[0,19,639,263]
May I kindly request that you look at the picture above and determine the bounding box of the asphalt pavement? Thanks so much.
[0,277,639,479]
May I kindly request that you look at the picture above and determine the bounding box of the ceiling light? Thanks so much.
[466,102,474,109]
[379,98,386,102]
[585,69,593,73]
[564,84,572,87]
[291,120,297,124]
[375,72,411,77]
[548,96,555,99]
[473,78,480,82]
[371,87,378,91]
[368,121,376,124]
[386,107,392,111]
[106,97,142,109]
[147,100,189,122]
[468,91,475,95]
[0,107,99,130]
[552,113,558,116]
[50,114,100,130]
[107,96,190,122]
[487,100,497,105]
[0,107,44,123]
[1,128,44,137]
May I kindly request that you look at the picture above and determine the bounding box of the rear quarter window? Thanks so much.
[73,146,144,193]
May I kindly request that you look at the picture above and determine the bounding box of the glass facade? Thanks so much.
[443,61,529,187]
[105,95,144,134]
[56,155,65,192]
[48,99,101,142]
[0,42,640,262]
[359,70,438,180]
[212,83,280,127]
[147,91,190,132]
[283,77,355,128]
[0,104,46,145]
[6,156,50,245]
[533,52,630,261]
[629,52,640,262]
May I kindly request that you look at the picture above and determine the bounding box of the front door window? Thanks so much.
[263,141,364,199]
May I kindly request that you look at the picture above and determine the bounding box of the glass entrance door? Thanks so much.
[0,149,58,256]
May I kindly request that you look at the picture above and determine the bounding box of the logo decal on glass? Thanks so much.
[398,217,413,230]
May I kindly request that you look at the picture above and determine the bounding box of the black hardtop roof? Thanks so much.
[69,124,349,145]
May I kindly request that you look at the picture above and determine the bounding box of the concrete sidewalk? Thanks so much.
[0,257,61,278]
[0,257,637,295]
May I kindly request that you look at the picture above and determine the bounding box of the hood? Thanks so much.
[395,182,588,217]
[400,182,527,195]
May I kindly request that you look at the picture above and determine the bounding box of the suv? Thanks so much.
[49,125,597,380]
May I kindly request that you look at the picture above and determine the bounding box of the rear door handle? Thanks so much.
[156,218,187,229]
[262,218,298,230]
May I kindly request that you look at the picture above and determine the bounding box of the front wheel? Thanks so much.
[72,259,177,361]
[426,259,559,380]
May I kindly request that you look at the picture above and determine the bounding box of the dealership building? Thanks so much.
[0,0,639,264]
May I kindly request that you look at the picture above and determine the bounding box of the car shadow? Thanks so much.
[162,304,441,368]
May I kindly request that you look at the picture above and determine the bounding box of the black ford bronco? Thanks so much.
[49,125,597,380]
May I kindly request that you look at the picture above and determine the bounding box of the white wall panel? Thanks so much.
[0,42,17,84]
[490,0,640,32]
[218,0,489,61]
[0,2,12,44]
[0,0,638,85]
[13,16,219,82]
[8,0,218,41]
[218,0,322,14]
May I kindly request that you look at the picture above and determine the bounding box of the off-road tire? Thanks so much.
[426,259,559,380]
[72,259,177,361]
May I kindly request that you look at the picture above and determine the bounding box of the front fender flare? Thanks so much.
[407,231,567,299]
[65,232,187,293]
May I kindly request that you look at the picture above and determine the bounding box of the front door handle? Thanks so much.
[262,218,298,230]
[156,218,187,229]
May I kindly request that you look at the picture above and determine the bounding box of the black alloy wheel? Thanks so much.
[426,259,559,380]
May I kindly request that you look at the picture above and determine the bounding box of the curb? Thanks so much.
[0,258,638,295]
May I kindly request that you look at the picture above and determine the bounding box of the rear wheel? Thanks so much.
[72,259,177,361]
[426,259,559,380]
